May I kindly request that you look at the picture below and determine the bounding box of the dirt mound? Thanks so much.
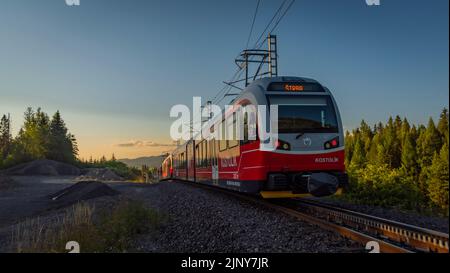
[0,174,16,190]
[48,181,119,207]
[4,159,80,176]
[77,168,125,182]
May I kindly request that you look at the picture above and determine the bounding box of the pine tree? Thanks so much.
[437,108,449,143]
[400,118,411,146]
[47,111,77,163]
[366,133,381,164]
[359,120,373,155]
[0,114,12,159]
[382,117,401,168]
[401,131,417,176]
[349,137,365,170]
[344,131,354,166]
[69,133,79,158]
[428,143,449,213]
[14,107,49,161]
[418,118,441,168]
[394,115,403,137]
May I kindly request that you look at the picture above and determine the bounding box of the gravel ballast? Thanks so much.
[117,181,362,253]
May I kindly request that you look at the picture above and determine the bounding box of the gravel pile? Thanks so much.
[123,181,362,253]
[77,168,124,182]
[312,197,449,233]
[4,159,80,176]
[48,181,119,208]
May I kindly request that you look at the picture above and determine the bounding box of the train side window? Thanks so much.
[228,112,239,148]
[219,120,227,151]
[242,112,249,143]
[195,144,199,167]
[215,140,218,165]
[199,141,202,167]
[199,143,202,167]
[203,141,207,167]
[203,141,206,167]
[199,142,202,167]
[207,140,211,166]
[202,141,206,167]
[242,110,257,144]
[198,142,203,167]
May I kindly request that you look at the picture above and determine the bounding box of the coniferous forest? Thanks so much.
[344,109,449,216]
[0,107,78,168]
[0,107,143,180]
[0,107,449,216]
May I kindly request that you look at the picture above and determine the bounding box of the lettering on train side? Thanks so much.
[221,157,237,168]
[314,157,339,163]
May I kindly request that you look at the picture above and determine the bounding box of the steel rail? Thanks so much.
[289,198,449,253]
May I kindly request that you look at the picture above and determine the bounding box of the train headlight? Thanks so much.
[276,139,291,151]
[324,137,339,150]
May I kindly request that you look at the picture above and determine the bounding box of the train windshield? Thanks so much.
[268,95,338,134]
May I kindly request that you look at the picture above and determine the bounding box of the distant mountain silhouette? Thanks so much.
[118,155,166,169]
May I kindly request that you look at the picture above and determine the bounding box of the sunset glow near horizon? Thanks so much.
[1,0,448,160]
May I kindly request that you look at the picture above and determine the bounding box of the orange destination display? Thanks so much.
[267,82,325,92]
[284,84,304,91]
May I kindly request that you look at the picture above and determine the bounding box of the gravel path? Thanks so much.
[113,181,362,253]
[311,197,449,233]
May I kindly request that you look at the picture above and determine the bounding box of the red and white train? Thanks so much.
[161,76,348,198]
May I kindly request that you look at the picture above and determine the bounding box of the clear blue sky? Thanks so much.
[0,0,448,158]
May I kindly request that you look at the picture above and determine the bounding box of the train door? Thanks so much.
[187,141,196,182]
[211,139,219,185]
[185,146,188,180]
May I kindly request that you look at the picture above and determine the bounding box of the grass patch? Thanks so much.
[12,200,164,253]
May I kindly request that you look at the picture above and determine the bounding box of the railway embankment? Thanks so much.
[119,181,362,252]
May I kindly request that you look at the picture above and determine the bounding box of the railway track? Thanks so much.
[284,198,449,253]
[172,180,449,253]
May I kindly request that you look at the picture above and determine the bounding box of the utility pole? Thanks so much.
[232,34,279,88]
[268,34,278,77]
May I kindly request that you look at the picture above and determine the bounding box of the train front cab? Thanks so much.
[161,155,173,181]
[236,77,349,198]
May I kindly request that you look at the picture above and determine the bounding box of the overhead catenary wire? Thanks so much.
[207,0,296,107]
[253,0,289,49]
[256,0,296,49]
[245,0,261,49]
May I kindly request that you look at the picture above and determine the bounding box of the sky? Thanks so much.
[0,0,448,159]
